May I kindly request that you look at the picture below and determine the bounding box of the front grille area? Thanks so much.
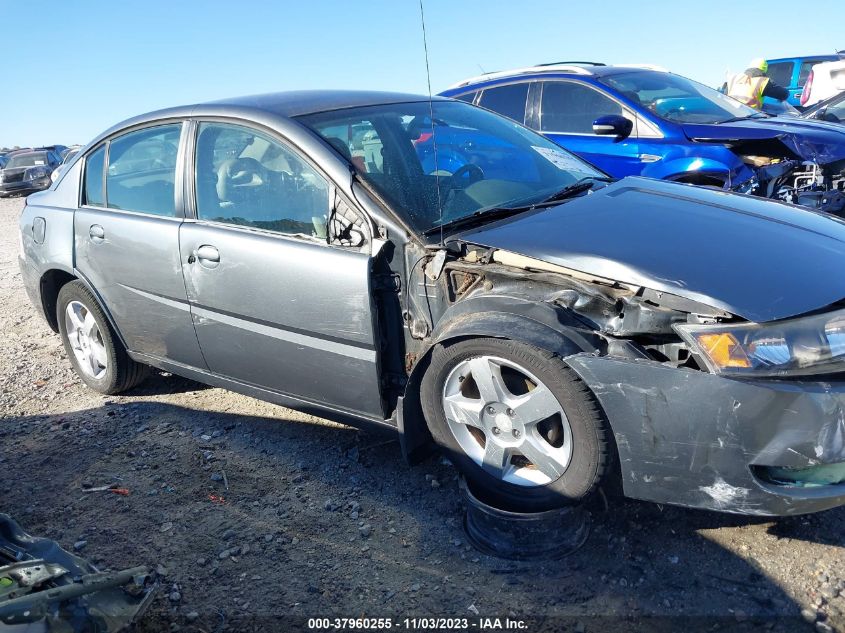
[1,169,25,184]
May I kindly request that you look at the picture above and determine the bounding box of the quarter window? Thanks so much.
[194,123,329,238]
[540,82,623,133]
[454,91,477,103]
[106,124,181,216]
[477,83,529,123]
[83,145,105,207]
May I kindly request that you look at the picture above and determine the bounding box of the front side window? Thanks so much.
[477,83,529,123]
[83,145,105,207]
[106,124,181,216]
[194,123,329,238]
[299,100,604,235]
[599,71,760,124]
[767,62,793,88]
[540,81,624,133]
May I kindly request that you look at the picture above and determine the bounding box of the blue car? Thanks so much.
[439,63,845,214]
[764,54,840,108]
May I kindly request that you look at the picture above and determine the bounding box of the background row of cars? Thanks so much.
[0,145,79,197]
[4,53,845,211]
[439,58,845,216]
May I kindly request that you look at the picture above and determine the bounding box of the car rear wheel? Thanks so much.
[57,281,149,394]
[421,338,609,512]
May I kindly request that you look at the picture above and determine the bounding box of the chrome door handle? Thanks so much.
[89,224,105,241]
[195,245,220,263]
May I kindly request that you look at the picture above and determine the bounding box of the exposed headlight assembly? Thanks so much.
[674,308,845,377]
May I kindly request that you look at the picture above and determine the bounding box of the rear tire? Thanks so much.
[421,337,609,512]
[57,280,149,394]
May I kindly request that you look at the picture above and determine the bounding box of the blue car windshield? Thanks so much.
[600,71,761,124]
[298,100,604,234]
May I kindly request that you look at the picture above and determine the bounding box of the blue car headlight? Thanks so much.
[674,308,845,376]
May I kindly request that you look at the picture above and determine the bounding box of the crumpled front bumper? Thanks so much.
[564,354,845,516]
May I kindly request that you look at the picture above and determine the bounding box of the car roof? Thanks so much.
[766,54,840,63]
[205,90,445,118]
[94,90,447,143]
[7,150,45,157]
[445,64,667,91]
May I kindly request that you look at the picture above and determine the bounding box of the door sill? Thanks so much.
[129,351,397,434]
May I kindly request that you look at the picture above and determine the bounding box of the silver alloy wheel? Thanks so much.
[65,300,108,379]
[442,355,573,487]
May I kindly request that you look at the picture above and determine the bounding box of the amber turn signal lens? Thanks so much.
[695,333,752,368]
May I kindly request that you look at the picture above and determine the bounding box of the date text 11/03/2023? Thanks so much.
[307,617,529,630]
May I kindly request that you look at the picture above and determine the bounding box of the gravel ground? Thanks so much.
[2,195,845,632]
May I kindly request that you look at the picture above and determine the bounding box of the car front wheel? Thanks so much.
[421,338,610,512]
[57,280,149,394]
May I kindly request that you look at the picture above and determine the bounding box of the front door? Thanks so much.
[73,123,206,369]
[180,121,384,417]
[536,80,643,177]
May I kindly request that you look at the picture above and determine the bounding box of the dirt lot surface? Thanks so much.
[2,195,845,632]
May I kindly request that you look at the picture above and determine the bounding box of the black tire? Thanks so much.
[56,280,149,394]
[421,337,610,512]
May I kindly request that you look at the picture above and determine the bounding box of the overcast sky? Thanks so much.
[1,0,842,147]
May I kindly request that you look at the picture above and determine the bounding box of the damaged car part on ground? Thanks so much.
[440,64,845,216]
[0,514,154,631]
[16,90,845,517]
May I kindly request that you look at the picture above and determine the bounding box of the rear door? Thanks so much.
[180,121,385,418]
[535,80,642,177]
[765,60,798,107]
[74,122,207,368]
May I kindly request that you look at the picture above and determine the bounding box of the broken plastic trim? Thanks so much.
[754,462,845,488]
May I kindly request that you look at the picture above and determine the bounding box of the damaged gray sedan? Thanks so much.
[18,91,845,516]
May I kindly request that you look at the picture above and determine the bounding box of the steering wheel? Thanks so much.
[216,157,267,202]
[450,163,484,188]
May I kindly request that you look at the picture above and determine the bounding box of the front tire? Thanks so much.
[421,338,609,512]
[57,280,149,394]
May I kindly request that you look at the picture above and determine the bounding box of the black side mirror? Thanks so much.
[592,115,633,141]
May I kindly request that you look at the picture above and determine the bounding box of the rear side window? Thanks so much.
[540,81,623,133]
[106,124,181,216]
[799,61,818,86]
[194,122,329,238]
[477,83,529,123]
[767,62,793,88]
[83,145,105,207]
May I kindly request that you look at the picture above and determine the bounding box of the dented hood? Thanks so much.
[683,116,845,164]
[458,177,845,322]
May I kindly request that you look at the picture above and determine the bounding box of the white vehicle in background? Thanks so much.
[50,147,80,183]
[801,60,845,108]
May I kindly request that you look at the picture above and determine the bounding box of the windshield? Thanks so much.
[61,149,79,165]
[6,152,48,169]
[298,100,604,235]
[600,71,761,124]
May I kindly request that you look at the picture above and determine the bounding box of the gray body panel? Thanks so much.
[74,208,206,368]
[566,354,845,516]
[459,177,845,323]
[179,222,384,417]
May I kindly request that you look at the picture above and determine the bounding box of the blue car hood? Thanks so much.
[683,117,845,164]
[458,177,845,323]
